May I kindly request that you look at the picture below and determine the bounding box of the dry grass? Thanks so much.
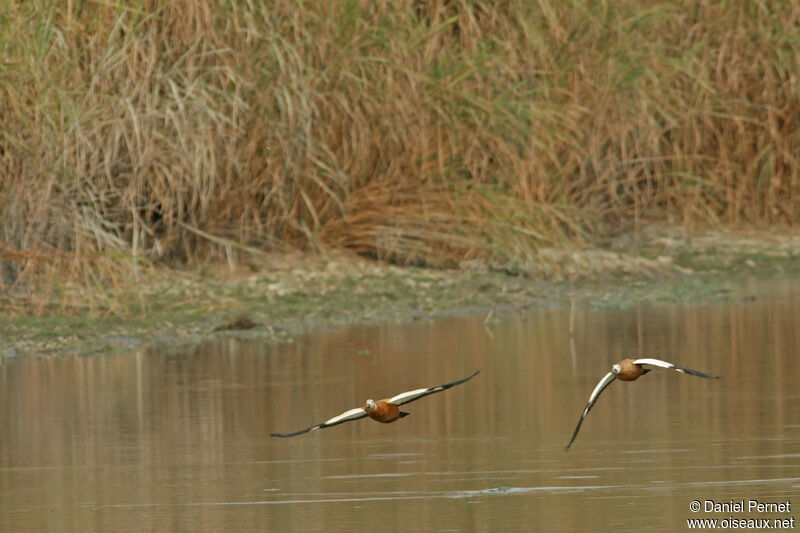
[1,1,798,314]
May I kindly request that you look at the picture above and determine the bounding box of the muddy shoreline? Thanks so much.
[2,230,798,359]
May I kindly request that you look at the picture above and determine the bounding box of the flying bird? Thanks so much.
[271,370,480,437]
[565,358,719,450]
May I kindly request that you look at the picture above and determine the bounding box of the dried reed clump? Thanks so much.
[1,1,798,313]
[0,243,148,315]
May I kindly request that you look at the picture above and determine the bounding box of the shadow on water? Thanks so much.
[1,279,798,531]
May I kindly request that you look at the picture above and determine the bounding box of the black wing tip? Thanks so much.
[270,427,315,438]
[454,369,481,387]
[444,369,481,387]
[565,429,581,451]
[681,368,721,379]
[564,416,585,451]
[270,432,302,438]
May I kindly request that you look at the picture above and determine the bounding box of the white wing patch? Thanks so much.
[633,357,675,369]
[586,371,616,410]
[388,370,480,406]
[633,357,719,379]
[388,387,435,405]
[565,371,617,450]
[324,407,368,426]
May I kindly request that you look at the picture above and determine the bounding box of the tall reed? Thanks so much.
[1,1,797,313]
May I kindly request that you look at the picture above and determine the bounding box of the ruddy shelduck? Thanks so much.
[565,358,719,450]
[271,370,480,437]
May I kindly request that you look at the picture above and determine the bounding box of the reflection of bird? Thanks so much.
[271,370,481,438]
[565,358,720,450]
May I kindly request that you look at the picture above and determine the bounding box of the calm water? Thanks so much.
[1,279,798,532]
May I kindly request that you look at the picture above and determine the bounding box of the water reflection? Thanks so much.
[1,279,798,532]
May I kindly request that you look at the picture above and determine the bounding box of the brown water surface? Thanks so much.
[1,279,798,532]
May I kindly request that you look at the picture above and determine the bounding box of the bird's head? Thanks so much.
[612,363,622,375]
[365,399,377,412]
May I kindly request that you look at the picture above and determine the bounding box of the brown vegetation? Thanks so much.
[1,1,798,313]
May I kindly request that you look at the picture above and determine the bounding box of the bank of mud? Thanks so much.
[2,230,798,359]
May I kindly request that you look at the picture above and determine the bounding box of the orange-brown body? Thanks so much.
[365,399,402,423]
[613,359,645,381]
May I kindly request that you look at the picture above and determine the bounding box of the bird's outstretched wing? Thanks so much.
[271,370,480,437]
[387,370,481,406]
[565,371,616,450]
[270,407,368,438]
[633,358,720,379]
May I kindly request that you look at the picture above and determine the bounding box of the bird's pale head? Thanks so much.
[365,399,377,412]
[612,363,622,375]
